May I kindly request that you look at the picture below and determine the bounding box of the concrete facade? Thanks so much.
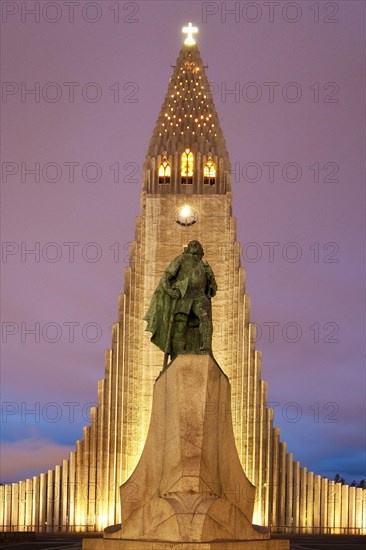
[1,42,365,536]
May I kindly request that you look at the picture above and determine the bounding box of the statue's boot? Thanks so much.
[199,314,213,352]
[172,314,188,357]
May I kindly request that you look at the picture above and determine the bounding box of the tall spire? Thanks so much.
[143,27,231,195]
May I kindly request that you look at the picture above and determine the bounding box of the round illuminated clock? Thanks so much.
[175,204,198,226]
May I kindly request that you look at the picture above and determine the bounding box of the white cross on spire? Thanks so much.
[182,22,198,46]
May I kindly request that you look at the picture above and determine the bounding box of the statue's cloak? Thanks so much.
[144,253,216,354]
[144,281,174,353]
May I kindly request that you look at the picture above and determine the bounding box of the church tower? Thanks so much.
[1,26,365,536]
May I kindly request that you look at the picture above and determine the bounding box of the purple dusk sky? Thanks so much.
[1,1,365,485]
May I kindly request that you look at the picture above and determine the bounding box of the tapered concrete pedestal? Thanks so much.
[83,355,289,549]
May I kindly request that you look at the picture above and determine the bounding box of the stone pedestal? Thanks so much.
[83,355,289,549]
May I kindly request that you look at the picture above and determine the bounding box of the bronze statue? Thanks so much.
[144,240,217,367]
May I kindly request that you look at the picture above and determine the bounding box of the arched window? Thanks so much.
[181,147,194,184]
[203,158,216,185]
[158,157,171,184]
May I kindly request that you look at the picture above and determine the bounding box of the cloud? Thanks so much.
[0,436,73,484]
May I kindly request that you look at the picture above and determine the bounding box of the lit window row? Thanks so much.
[158,148,216,185]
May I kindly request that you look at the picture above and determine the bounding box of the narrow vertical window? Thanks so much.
[203,158,216,185]
[158,158,171,184]
[181,147,194,184]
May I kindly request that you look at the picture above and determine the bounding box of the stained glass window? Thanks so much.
[204,158,216,185]
[158,158,171,184]
[181,147,194,184]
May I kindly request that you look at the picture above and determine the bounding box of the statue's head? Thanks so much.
[185,240,204,260]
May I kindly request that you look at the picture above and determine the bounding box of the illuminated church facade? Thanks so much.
[1,26,365,535]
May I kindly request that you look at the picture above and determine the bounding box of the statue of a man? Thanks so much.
[144,240,217,365]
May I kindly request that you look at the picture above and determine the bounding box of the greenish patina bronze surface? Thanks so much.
[144,241,217,364]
